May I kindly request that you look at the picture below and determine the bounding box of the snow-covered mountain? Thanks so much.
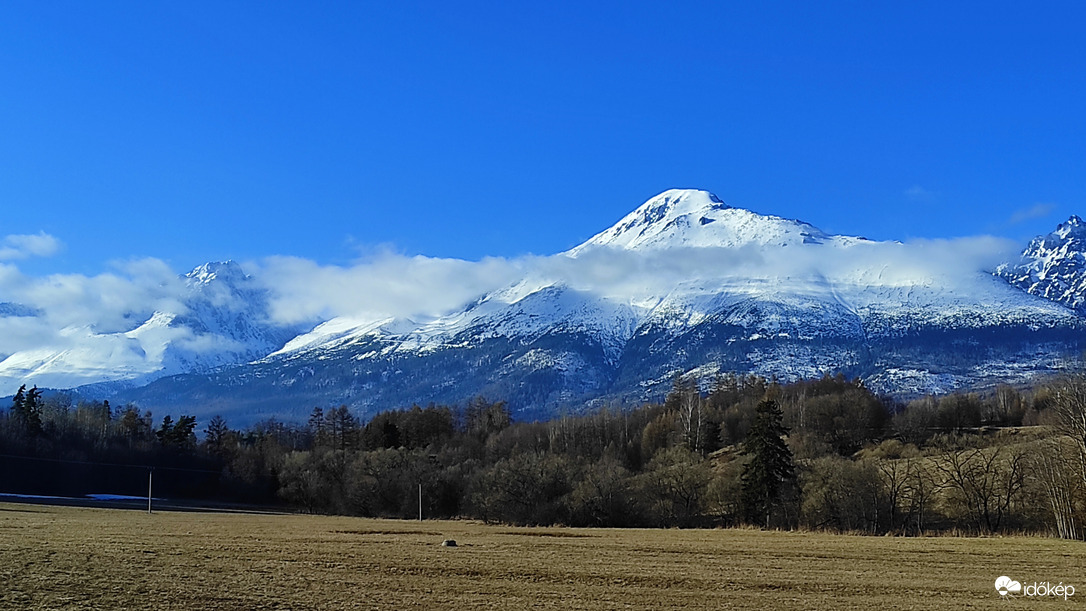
[997,216,1086,313]
[108,189,1086,425]
[0,261,300,393]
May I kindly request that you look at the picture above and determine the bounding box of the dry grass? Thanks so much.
[2,502,1084,610]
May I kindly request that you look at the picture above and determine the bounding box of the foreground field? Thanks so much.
[1,502,1084,610]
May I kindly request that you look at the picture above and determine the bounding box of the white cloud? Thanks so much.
[252,252,525,325]
[251,234,1022,327]
[0,232,63,260]
[546,236,1018,299]
[1008,202,1056,226]
[0,258,187,357]
[0,235,1023,342]
[905,185,935,201]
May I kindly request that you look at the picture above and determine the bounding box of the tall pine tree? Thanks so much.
[740,399,795,528]
[10,385,43,437]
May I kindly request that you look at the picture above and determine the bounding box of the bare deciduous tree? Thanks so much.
[899,458,942,534]
[877,457,913,534]
[935,438,1026,534]
[1051,374,1086,489]
[1030,437,1080,540]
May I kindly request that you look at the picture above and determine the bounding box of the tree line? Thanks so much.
[4,373,1086,537]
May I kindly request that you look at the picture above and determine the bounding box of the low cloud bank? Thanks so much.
[250,253,526,326]
[0,235,1023,367]
[0,258,186,356]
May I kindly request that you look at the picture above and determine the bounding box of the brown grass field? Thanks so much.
[2,502,1084,610]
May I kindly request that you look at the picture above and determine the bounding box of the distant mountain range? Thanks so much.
[3,189,1085,425]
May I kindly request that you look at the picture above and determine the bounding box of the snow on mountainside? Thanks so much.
[997,216,1086,313]
[113,189,1086,425]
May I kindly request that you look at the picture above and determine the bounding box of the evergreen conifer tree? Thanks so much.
[205,415,230,454]
[170,415,198,448]
[156,415,175,444]
[10,385,43,437]
[740,399,795,528]
[11,385,25,414]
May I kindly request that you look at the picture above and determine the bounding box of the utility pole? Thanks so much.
[147,468,153,514]
[418,483,422,521]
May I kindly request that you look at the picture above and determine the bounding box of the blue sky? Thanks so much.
[2,1,1084,276]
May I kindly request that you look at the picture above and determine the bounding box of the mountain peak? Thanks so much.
[605,189,728,236]
[185,261,248,286]
[1027,216,1086,255]
[569,189,850,254]
[640,188,728,214]
[1056,215,1086,239]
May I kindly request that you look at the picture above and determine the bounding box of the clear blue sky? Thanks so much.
[2,1,1084,276]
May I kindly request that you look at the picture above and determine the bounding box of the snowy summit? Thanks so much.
[569,189,863,254]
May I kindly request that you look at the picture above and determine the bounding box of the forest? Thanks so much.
[3,372,1086,539]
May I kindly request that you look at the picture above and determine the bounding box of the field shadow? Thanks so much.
[333,529,436,536]
[497,530,597,538]
[0,496,289,515]
[0,506,49,514]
